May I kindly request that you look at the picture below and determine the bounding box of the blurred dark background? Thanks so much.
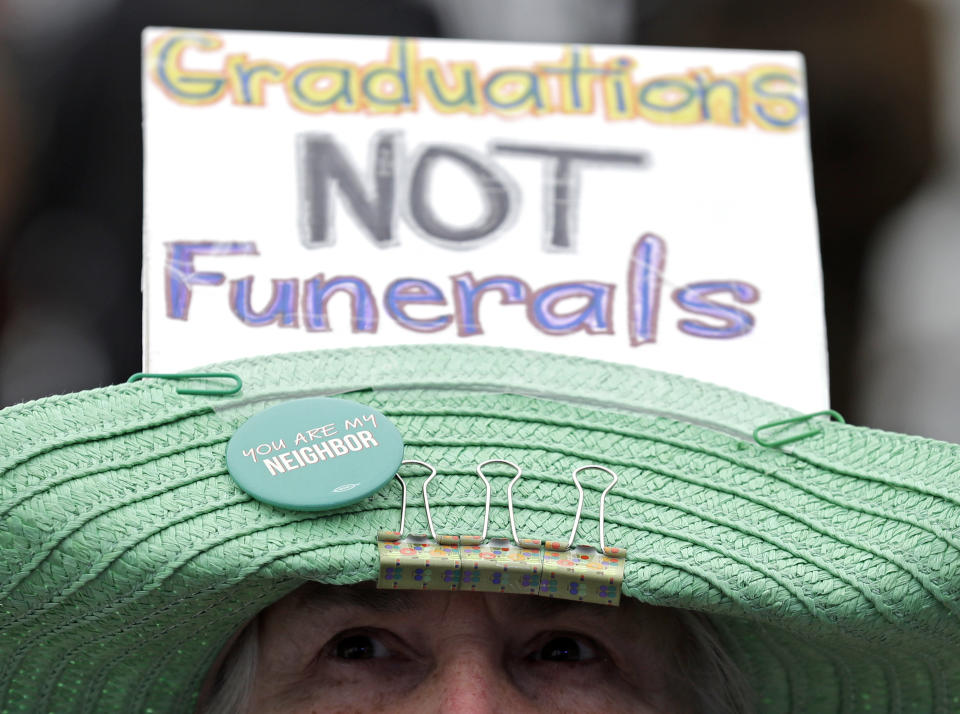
[0,0,954,439]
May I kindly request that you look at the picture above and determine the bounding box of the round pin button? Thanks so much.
[226,397,404,511]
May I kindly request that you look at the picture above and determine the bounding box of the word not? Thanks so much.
[165,234,759,345]
[148,31,804,130]
[299,132,645,251]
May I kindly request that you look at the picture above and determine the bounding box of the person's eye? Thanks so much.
[326,630,393,660]
[528,634,602,664]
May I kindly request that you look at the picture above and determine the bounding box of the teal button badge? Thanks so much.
[226,397,404,511]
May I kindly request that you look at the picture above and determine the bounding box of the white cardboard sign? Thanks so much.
[142,28,828,411]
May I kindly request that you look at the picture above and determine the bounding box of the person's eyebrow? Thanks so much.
[295,583,421,613]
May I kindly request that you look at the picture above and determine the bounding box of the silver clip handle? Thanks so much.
[572,465,618,553]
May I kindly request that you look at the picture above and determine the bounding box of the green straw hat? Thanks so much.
[2,345,960,713]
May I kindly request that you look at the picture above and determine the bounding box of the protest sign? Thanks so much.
[142,28,827,410]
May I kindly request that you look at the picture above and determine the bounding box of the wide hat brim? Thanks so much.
[2,345,959,713]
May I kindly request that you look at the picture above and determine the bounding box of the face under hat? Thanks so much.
[2,345,959,713]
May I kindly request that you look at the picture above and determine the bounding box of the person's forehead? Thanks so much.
[291,582,637,622]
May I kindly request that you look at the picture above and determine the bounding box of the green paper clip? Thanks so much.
[127,371,242,396]
[753,409,845,448]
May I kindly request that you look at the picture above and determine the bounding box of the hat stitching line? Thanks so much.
[0,430,233,520]
[382,393,960,507]
[0,394,212,470]
[8,486,944,713]
[85,585,286,713]
[407,435,960,570]
[0,369,761,473]
[403,416,960,511]
[13,399,957,576]
[4,505,392,651]
[64,535,374,712]
[8,519,926,714]
[803,423,960,483]
[4,482,864,670]
[2,577,260,712]
[6,420,952,634]
[0,401,215,474]
[8,403,958,583]
[12,343,955,471]
[708,617,781,710]
[432,466,952,625]
[377,479,952,633]
[389,405,960,552]
[881,656,904,713]
[424,417,960,549]
[810,417,960,466]
[376,384,759,442]
[3,436,952,644]
[402,439,952,621]
[931,653,949,713]
[6,433,944,633]
[787,448,960,510]
[264,394,960,516]
[751,622,804,710]
[0,384,702,492]
[607,493,948,623]
[10,385,958,515]
[15,528,352,711]
[5,492,814,698]
[0,457,234,601]
[5,492,252,630]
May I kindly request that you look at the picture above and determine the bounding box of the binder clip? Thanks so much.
[377,459,625,606]
[539,465,626,606]
[377,461,462,591]
[460,460,541,595]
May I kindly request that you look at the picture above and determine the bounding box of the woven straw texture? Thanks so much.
[2,345,960,713]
